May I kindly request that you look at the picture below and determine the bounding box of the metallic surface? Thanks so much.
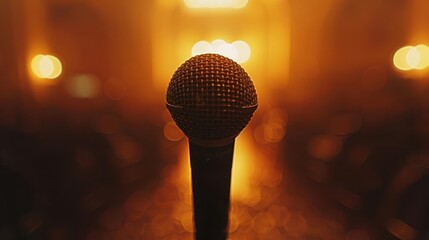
[166,54,258,141]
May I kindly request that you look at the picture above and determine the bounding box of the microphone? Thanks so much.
[166,53,258,240]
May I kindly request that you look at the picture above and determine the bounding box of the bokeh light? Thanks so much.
[254,109,288,144]
[163,121,185,141]
[184,0,248,8]
[192,39,251,63]
[67,74,100,98]
[393,46,413,71]
[191,41,213,57]
[393,44,429,71]
[232,40,251,63]
[31,54,62,79]
[414,44,429,69]
[406,47,420,69]
[308,135,343,161]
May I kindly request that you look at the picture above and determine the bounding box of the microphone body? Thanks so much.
[190,141,234,240]
[166,54,257,240]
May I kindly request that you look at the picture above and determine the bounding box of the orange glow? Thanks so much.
[191,41,213,56]
[112,137,142,167]
[31,54,62,79]
[393,46,414,71]
[254,109,288,144]
[308,135,343,161]
[163,121,185,141]
[407,47,420,69]
[415,44,429,69]
[152,0,290,93]
[192,39,251,64]
[232,40,251,63]
[393,44,429,71]
[230,136,255,202]
[67,74,100,98]
[184,0,248,8]
[283,213,308,238]
[171,131,283,206]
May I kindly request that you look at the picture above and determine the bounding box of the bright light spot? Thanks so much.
[184,0,248,8]
[211,39,226,51]
[406,47,420,69]
[217,43,238,60]
[38,56,54,77]
[191,41,214,56]
[393,44,429,71]
[67,74,100,98]
[31,54,62,79]
[232,40,251,63]
[191,39,251,63]
[415,44,429,69]
[393,46,413,71]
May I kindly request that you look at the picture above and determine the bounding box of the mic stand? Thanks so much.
[189,140,234,240]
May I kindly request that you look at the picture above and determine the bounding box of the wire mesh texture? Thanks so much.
[166,54,258,141]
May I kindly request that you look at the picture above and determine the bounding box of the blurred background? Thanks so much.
[1,0,429,239]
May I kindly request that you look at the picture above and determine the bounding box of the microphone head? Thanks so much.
[166,53,258,145]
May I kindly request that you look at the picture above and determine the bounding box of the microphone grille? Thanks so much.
[166,53,257,141]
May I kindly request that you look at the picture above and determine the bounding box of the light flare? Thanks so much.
[406,47,420,69]
[184,0,248,8]
[415,44,429,69]
[393,44,429,71]
[67,74,100,98]
[192,39,251,63]
[31,54,62,79]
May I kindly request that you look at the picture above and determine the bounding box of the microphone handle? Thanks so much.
[189,140,234,240]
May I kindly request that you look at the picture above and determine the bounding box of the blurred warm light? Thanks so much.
[393,44,429,71]
[152,0,290,94]
[112,136,142,168]
[171,131,282,206]
[254,109,288,144]
[184,0,248,8]
[163,121,185,141]
[407,47,420,69]
[191,41,213,56]
[415,44,429,69]
[254,122,286,144]
[150,216,175,237]
[230,136,255,202]
[67,74,100,98]
[232,40,251,63]
[31,54,62,79]
[393,46,414,71]
[308,135,343,161]
[283,212,308,238]
[192,39,251,63]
